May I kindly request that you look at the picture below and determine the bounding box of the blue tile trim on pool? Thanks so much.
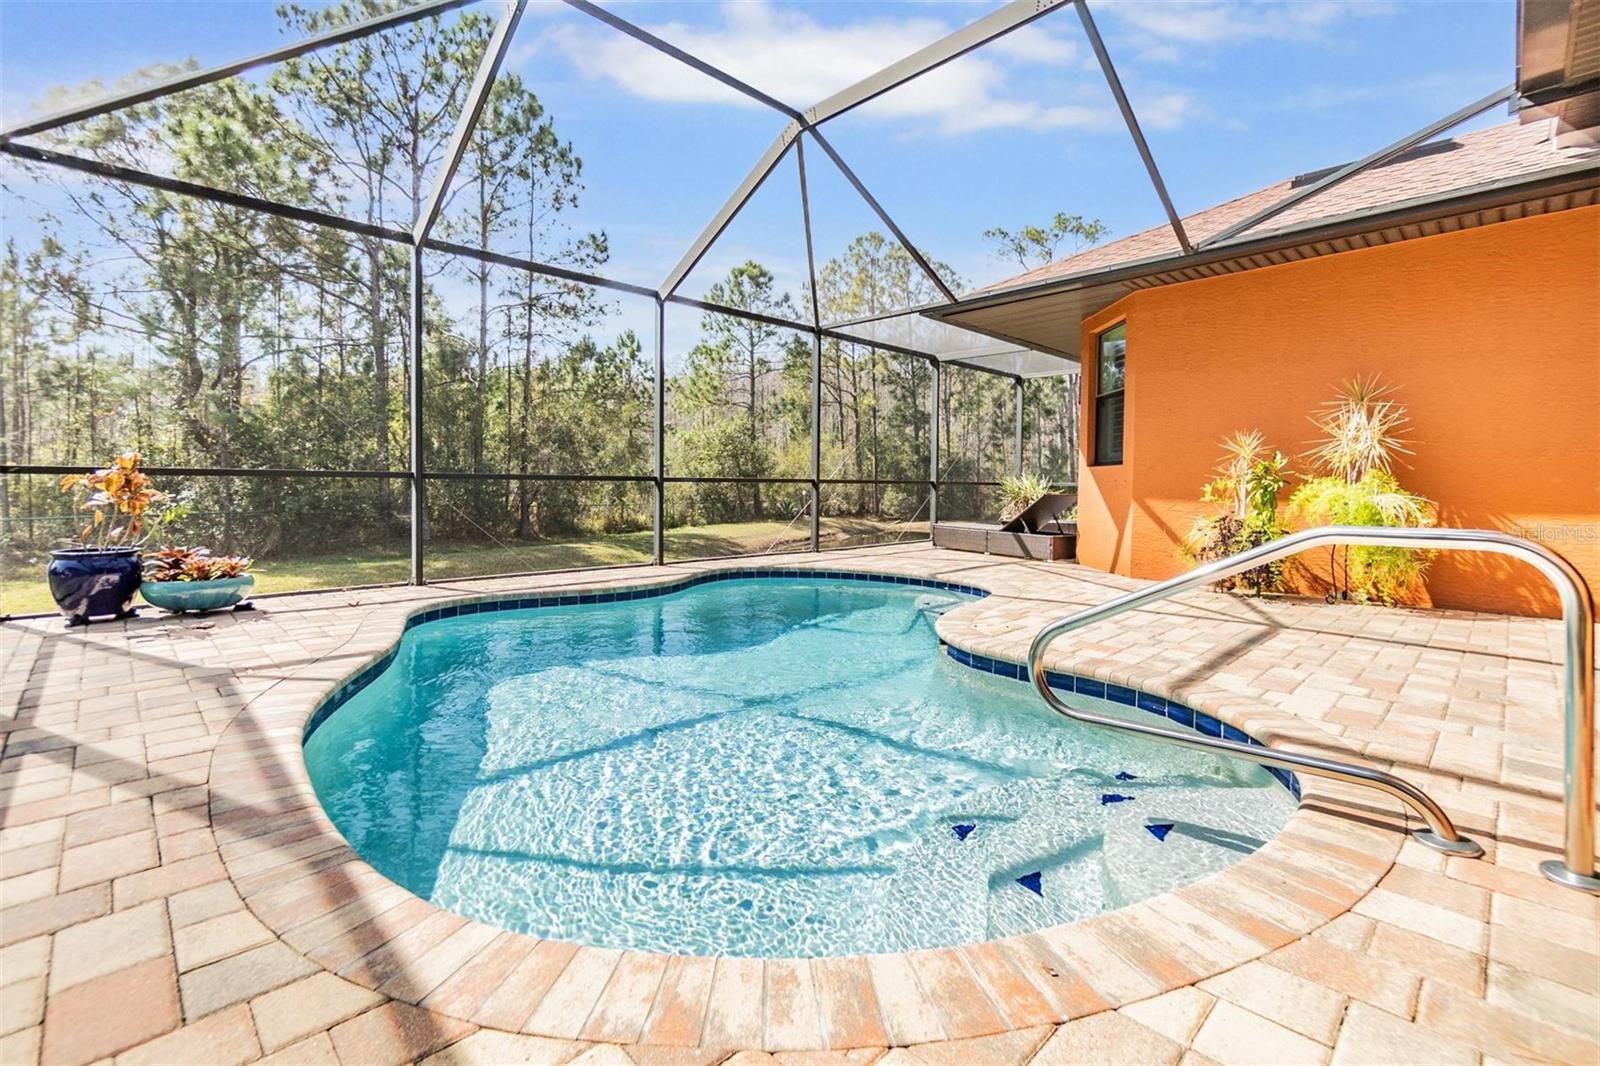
[302,568,989,741]
[943,644,1303,800]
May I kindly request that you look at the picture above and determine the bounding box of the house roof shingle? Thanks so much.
[974,119,1600,296]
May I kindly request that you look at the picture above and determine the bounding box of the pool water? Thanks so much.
[303,578,1294,957]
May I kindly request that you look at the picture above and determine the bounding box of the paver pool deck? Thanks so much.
[2,543,1597,1065]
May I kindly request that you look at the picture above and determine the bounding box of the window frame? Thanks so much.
[1091,320,1126,467]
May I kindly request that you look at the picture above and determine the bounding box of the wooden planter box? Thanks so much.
[933,522,1077,560]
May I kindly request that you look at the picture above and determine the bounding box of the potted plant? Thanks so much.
[49,452,169,626]
[140,547,255,614]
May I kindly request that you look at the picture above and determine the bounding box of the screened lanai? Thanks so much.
[0,0,1519,605]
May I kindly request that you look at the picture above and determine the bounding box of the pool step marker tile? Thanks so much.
[1100,793,1135,805]
[951,823,976,841]
[1145,823,1175,842]
[1114,771,1139,781]
[1016,871,1043,897]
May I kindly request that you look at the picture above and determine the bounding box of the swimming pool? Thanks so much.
[303,574,1295,957]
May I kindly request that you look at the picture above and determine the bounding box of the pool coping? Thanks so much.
[209,557,1404,1053]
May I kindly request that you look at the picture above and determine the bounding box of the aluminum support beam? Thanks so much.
[653,297,667,565]
[822,301,948,332]
[1077,1,1191,254]
[809,332,824,552]
[0,463,407,479]
[670,292,966,370]
[1200,83,1518,249]
[805,0,1071,126]
[667,293,813,334]
[423,237,660,299]
[661,123,801,299]
[0,141,410,243]
[409,243,427,585]
[561,0,802,121]
[1014,377,1025,476]
[929,361,941,527]
[797,138,823,552]
[658,0,1075,325]
[807,130,957,303]
[0,0,482,142]
[415,0,528,244]
[796,138,822,330]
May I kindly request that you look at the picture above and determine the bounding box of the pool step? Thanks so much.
[872,771,1292,944]
[983,836,1110,940]
[1098,788,1280,906]
[935,779,1115,938]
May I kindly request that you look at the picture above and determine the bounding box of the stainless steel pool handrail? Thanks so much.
[1027,526,1599,892]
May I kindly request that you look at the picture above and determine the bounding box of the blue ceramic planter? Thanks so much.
[47,548,142,626]
[140,575,254,614]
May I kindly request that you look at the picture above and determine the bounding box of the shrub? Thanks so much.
[997,473,1053,520]
[1184,430,1291,594]
[1289,377,1435,604]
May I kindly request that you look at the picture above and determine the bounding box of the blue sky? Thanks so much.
[2,0,1515,313]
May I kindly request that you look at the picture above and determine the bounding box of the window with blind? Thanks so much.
[1093,322,1125,466]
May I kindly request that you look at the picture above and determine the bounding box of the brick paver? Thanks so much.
[3,544,1597,1064]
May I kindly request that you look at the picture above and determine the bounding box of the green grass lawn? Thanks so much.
[1,516,925,617]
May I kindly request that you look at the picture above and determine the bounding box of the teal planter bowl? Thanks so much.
[140,575,254,614]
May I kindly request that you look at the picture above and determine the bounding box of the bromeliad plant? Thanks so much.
[59,451,169,548]
[1288,377,1435,604]
[1184,430,1291,594]
[144,546,253,583]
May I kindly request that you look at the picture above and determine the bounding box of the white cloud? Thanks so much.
[1276,72,1490,111]
[1135,41,1182,64]
[985,22,1082,65]
[1101,0,1393,47]
[1137,91,1201,130]
[1091,1,1400,127]
[534,1,1121,137]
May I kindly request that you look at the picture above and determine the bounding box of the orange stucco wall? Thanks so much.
[1076,205,1600,617]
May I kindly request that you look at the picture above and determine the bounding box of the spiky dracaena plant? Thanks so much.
[1290,377,1435,604]
[1184,430,1291,594]
[1214,430,1269,520]
[1308,376,1413,483]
